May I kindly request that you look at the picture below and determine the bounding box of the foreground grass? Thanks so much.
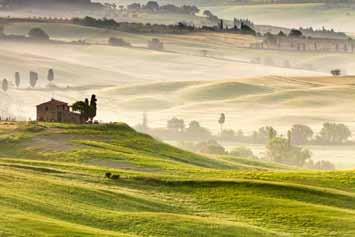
[0,122,354,236]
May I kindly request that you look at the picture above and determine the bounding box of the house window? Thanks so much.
[45,106,48,111]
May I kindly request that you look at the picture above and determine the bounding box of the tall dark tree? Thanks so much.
[218,113,225,134]
[89,94,97,122]
[2,78,8,92]
[15,72,20,88]
[29,71,38,88]
[47,69,54,83]
[72,95,97,123]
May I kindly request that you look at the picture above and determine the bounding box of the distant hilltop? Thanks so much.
[0,0,103,9]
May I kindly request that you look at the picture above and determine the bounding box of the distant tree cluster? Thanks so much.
[299,26,348,39]
[72,16,258,36]
[148,38,164,50]
[203,10,219,22]
[72,16,196,34]
[167,117,185,133]
[331,69,341,76]
[136,117,213,141]
[28,28,50,40]
[108,37,131,47]
[266,132,311,167]
[234,18,255,28]
[135,115,343,171]
[0,27,51,43]
[195,140,226,155]
[219,123,352,146]
[127,1,200,15]
[72,94,97,123]
[317,122,352,145]
[229,146,256,159]
[179,140,256,158]
[266,130,335,170]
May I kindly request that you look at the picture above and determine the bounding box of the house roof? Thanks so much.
[37,98,68,107]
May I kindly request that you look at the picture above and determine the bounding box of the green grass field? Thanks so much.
[0,122,354,236]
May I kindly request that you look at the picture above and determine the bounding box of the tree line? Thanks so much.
[177,128,335,171]
[136,114,353,146]
[126,1,200,16]
[2,69,55,92]
[71,16,258,35]
[221,123,352,146]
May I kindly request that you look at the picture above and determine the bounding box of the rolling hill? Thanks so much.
[0,122,354,236]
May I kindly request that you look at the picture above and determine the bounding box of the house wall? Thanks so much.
[37,102,82,124]
[37,104,67,122]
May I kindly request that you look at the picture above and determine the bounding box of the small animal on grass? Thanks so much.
[105,172,120,180]
[111,174,120,180]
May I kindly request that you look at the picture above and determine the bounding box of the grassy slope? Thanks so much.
[0,122,354,237]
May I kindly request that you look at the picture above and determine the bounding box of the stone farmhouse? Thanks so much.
[36,99,83,124]
[251,35,355,53]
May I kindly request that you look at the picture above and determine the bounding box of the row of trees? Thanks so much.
[139,112,352,146]
[127,1,200,15]
[178,133,335,170]
[221,123,352,145]
[72,16,258,35]
[1,69,55,92]
[136,114,340,170]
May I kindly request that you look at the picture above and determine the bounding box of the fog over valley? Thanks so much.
[0,3,354,236]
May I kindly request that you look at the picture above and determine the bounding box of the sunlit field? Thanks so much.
[0,122,354,236]
[0,2,355,236]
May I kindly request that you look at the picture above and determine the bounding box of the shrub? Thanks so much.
[230,146,255,158]
[313,160,336,171]
[196,140,226,155]
[111,174,120,180]
[108,37,131,47]
[331,69,341,77]
[28,28,50,40]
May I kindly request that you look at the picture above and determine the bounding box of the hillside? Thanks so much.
[0,122,354,236]
[104,76,355,133]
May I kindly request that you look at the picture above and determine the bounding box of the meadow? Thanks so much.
[1,22,355,170]
[0,121,354,236]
